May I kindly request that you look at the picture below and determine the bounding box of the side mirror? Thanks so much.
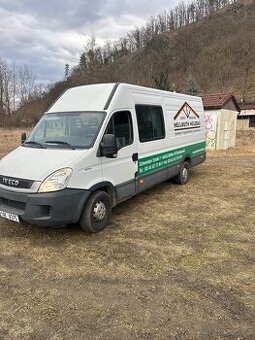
[21,132,27,145]
[100,134,117,158]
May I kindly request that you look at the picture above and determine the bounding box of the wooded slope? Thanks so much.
[18,0,255,125]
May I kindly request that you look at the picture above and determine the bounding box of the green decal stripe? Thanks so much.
[138,141,206,176]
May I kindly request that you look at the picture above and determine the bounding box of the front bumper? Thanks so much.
[0,187,90,227]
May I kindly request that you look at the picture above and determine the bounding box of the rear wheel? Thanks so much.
[173,161,190,185]
[80,191,112,233]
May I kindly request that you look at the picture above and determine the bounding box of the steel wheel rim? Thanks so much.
[93,201,107,221]
[182,167,188,182]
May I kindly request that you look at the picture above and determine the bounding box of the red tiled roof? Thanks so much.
[239,104,255,110]
[201,92,239,111]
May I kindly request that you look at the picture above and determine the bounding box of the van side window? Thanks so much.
[105,111,133,150]
[135,105,165,142]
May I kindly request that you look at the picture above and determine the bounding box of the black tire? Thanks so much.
[173,161,190,185]
[80,191,112,233]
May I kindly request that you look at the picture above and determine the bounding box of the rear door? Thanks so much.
[101,110,138,202]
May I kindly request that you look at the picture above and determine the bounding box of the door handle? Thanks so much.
[132,153,138,162]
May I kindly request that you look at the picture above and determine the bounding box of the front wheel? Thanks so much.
[173,161,190,185]
[80,191,112,233]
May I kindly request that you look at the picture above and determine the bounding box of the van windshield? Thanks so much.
[24,111,106,149]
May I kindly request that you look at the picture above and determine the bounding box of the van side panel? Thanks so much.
[137,141,206,177]
[129,87,206,193]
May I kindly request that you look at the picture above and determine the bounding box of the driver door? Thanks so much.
[101,110,138,202]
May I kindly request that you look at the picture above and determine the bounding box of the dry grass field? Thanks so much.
[0,129,255,339]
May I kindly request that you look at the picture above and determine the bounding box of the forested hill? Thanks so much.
[18,0,255,125]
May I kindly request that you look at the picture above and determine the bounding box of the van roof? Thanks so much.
[48,83,117,113]
[47,83,201,113]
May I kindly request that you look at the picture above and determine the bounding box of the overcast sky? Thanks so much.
[0,0,178,83]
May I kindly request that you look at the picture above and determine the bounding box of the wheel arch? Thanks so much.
[184,156,192,166]
[89,181,117,207]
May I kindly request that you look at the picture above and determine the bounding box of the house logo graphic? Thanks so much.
[174,102,201,134]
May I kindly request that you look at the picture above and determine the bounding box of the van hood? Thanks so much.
[0,146,88,182]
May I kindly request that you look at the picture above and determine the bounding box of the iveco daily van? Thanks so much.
[0,83,206,232]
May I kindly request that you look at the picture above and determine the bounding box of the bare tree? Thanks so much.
[0,57,40,127]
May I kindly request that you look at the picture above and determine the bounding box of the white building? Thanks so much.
[201,93,239,150]
[238,105,255,130]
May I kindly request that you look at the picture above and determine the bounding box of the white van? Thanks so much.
[0,83,206,232]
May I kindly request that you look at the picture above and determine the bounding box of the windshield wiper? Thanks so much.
[45,141,75,149]
[23,141,45,149]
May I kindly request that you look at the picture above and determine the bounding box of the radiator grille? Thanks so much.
[0,175,34,189]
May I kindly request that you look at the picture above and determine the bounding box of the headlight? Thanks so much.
[38,168,73,193]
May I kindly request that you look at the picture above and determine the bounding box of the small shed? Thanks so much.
[238,105,255,130]
[201,93,239,150]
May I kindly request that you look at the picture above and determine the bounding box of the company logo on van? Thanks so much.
[0,175,34,189]
[2,177,20,187]
[174,102,201,135]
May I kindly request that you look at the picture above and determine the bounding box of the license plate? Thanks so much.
[0,210,20,223]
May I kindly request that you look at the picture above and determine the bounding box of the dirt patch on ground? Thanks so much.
[0,130,255,339]
[0,129,25,159]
